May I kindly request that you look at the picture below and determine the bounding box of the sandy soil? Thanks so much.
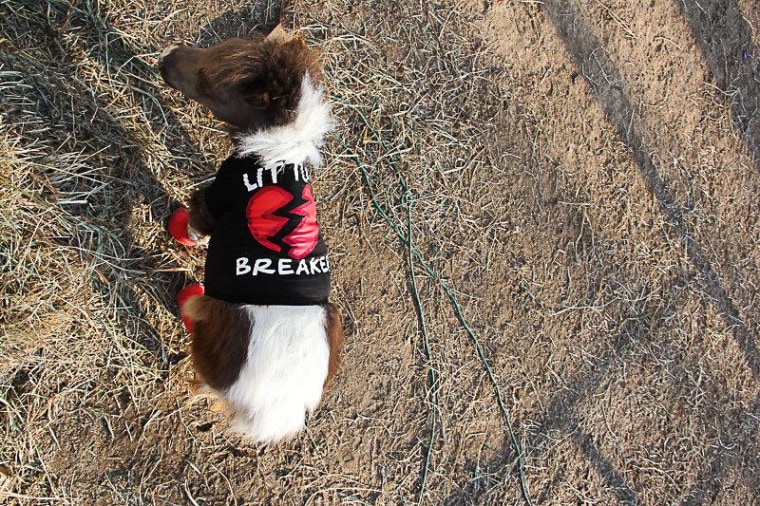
[1,0,759,504]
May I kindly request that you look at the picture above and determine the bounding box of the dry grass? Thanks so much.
[2,0,760,504]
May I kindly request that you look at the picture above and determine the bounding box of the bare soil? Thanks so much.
[2,0,759,504]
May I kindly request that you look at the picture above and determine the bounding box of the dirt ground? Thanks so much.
[2,0,759,504]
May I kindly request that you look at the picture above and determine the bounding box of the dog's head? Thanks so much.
[158,26,323,132]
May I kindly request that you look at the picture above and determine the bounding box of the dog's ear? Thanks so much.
[286,35,308,50]
[265,23,294,43]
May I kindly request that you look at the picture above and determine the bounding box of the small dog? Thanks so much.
[159,26,344,443]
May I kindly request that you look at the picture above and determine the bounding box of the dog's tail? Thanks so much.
[196,304,331,444]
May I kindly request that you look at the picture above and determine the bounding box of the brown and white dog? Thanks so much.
[159,26,343,444]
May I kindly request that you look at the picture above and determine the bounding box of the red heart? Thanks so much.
[245,185,320,260]
[283,185,320,260]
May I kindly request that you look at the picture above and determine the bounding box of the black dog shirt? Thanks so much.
[202,155,330,305]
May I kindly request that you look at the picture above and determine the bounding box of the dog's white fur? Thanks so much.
[226,305,330,443]
[215,72,334,443]
[236,74,334,167]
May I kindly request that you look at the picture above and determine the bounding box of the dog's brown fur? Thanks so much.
[184,296,251,390]
[324,303,344,386]
[197,38,323,128]
[160,35,323,131]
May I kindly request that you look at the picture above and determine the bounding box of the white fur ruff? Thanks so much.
[236,73,334,167]
[224,305,330,444]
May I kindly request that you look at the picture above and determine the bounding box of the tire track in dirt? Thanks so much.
[537,0,760,501]
[541,0,759,382]
[676,0,760,173]
[446,270,683,504]
[472,0,760,502]
[681,391,760,504]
